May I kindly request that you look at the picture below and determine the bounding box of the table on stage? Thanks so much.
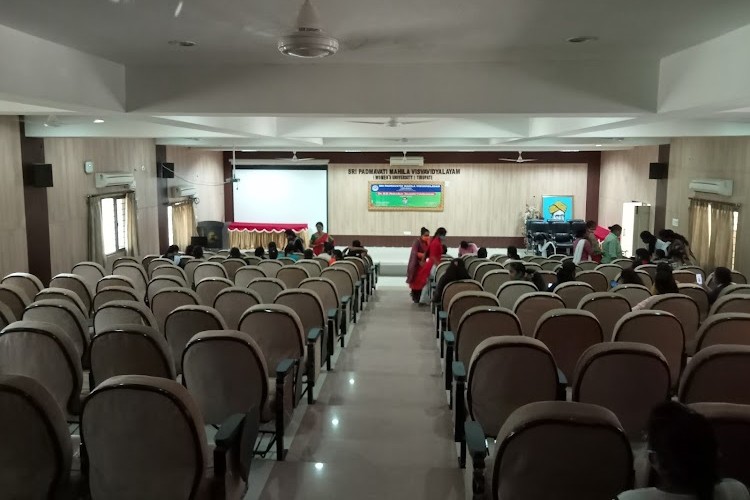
[227,222,309,249]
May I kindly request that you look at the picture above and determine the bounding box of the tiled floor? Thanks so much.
[246,282,465,499]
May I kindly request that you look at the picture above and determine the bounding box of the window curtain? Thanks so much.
[125,192,140,257]
[172,202,196,249]
[87,197,105,265]
[688,199,711,267]
[709,203,736,269]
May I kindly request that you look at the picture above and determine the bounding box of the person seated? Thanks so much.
[653,249,668,264]
[458,241,479,256]
[529,271,547,291]
[303,249,314,259]
[619,267,644,286]
[282,242,303,261]
[506,246,520,260]
[254,246,265,259]
[634,263,679,310]
[477,247,488,259]
[330,249,344,264]
[192,245,204,260]
[284,229,304,252]
[708,267,733,305]
[668,249,687,269]
[179,245,203,268]
[162,244,179,262]
[635,248,651,266]
[550,261,576,292]
[617,401,750,500]
[228,247,244,260]
[317,241,334,263]
[506,261,526,280]
[267,242,279,260]
[432,258,470,304]
[345,240,368,258]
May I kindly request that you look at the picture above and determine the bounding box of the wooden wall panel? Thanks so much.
[0,117,29,276]
[599,146,659,229]
[328,163,588,237]
[165,147,224,222]
[667,137,750,272]
[44,138,158,275]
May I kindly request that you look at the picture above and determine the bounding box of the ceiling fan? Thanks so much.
[499,151,537,163]
[275,151,316,162]
[347,117,436,128]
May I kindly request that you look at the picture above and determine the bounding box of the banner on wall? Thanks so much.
[542,195,574,221]
[368,181,444,211]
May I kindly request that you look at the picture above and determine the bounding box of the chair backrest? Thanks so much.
[731,270,748,284]
[207,255,225,263]
[183,259,206,287]
[23,299,88,360]
[481,270,511,295]
[165,305,227,374]
[689,402,750,488]
[0,284,31,321]
[71,262,106,294]
[220,258,247,280]
[441,279,482,311]
[513,292,566,336]
[447,291,499,331]
[34,288,87,317]
[313,256,330,269]
[94,300,158,335]
[719,283,750,299]
[50,273,93,314]
[454,307,521,366]
[247,278,286,304]
[147,275,185,304]
[573,342,670,439]
[276,265,311,289]
[296,260,322,278]
[0,374,72,499]
[635,270,653,288]
[183,330,269,426]
[611,258,633,270]
[194,277,233,307]
[474,262,503,283]
[434,262,450,284]
[112,256,139,269]
[141,254,160,270]
[679,345,750,404]
[468,336,559,436]
[646,293,701,355]
[467,259,490,278]
[96,274,136,293]
[90,324,175,387]
[299,278,340,313]
[595,264,622,284]
[147,258,176,278]
[577,260,599,271]
[278,257,296,266]
[636,264,658,279]
[709,294,750,316]
[258,260,283,278]
[238,304,305,376]
[613,310,685,387]
[112,262,148,299]
[244,255,262,266]
[496,281,538,310]
[672,269,699,284]
[151,265,188,285]
[193,262,228,285]
[320,268,354,301]
[344,256,367,277]
[333,261,361,285]
[1,273,44,302]
[213,287,262,330]
[679,283,710,322]
[491,401,633,500]
[696,313,750,351]
[150,287,200,334]
[575,271,609,293]
[577,292,632,339]
[537,270,557,288]
[612,284,652,307]
[554,281,595,309]
[94,286,141,310]
[275,289,325,333]
[234,266,268,288]
[540,260,560,271]
[533,309,602,381]
[0,302,15,329]
[80,375,211,500]
[0,321,83,415]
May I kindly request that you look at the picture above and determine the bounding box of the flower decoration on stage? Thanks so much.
[519,198,542,235]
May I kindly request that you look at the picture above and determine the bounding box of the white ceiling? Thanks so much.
[2,0,750,151]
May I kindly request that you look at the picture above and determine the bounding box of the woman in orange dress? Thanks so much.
[407,227,430,302]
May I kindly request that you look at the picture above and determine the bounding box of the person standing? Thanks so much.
[572,229,593,264]
[602,225,624,263]
[407,227,430,302]
[412,227,447,304]
[586,220,603,262]
[310,222,333,256]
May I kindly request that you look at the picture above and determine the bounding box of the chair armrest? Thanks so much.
[557,368,568,387]
[213,407,260,481]
[439,311,448,320]
[327,308,337,320]
[276,358,295,380]
[452,361,466,382]
[341,296,351,305]
[444,330,455,345]
[307,328,322,342]
[464,421,488,458]
[215,413,245,450]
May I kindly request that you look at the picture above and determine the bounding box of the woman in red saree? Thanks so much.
[310,222,333,256]
[412,227,447,304]
[407,227,430,302]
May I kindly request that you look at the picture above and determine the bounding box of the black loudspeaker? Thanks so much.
[28,163,53,187]
[191,236,208,247]
[196,221,227,249]
[649,162,668,179]
[157,162,175,178]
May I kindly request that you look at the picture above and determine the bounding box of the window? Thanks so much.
[101,197,128,255]
[167,205,174,246]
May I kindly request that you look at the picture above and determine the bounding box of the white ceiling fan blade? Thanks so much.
[399,119,436,125]
[347,120,387,125]
[499,158,519,162]
[517,158,537,163]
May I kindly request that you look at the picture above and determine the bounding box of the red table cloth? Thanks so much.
[228,222,308,232]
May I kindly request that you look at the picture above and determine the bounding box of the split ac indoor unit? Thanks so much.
[688,178,733,197]
[95,172,135,189]
[170,186,197,198]
[389,156,424,167]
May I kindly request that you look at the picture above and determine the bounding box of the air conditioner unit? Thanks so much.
[170,186,197,198]
[95,172,135,189]
[688,178,733,197]
[389,156,424,167]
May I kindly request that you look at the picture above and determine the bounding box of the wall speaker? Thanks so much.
[649,162,668,179]
[28,163,53,187]
[157,162,175,178]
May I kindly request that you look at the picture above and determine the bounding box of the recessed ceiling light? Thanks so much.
[595,144,603,147]
[560,149,580,153]
[43,123,49,127]
[93,119,104,124]
[168,40,197,47]
[567,36,599,44]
